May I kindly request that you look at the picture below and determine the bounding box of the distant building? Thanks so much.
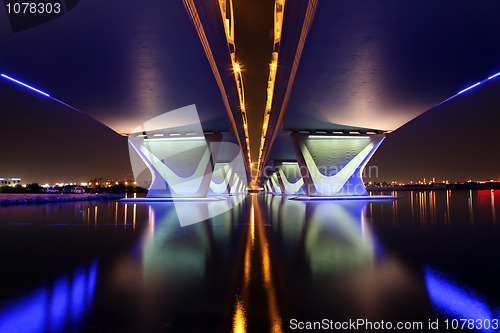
[88,177,137,188]
[0,177,22,186]
[88,177,107,188]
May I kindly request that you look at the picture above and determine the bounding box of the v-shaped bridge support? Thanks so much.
[290,133,385,197]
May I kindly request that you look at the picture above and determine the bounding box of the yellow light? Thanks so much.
[232,298,247,333]
[234,63,241,72]
[125,182,128,185]
[134,181,137,185]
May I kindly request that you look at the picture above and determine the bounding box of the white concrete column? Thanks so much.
[209,163,232,194]
[273,161,305,194]
[290,133,385,197]
[270,172,282,194]
[129,133,222,198]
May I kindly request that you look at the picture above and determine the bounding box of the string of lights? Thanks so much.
[217,0,252,166]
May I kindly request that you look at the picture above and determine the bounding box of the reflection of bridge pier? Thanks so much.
[230,194,284,332]
[109,199,249,332]
[262,195,425,322]
[270,197,378,276]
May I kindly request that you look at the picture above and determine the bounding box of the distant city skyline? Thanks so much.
[2,74,500,184]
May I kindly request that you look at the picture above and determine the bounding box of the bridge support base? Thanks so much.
[290,133,385,197]
[270,172,283,194]
[129,133,222,198]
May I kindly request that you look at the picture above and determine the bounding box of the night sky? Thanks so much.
[1,1,500,184]
[367,77,500,183]
[0,77,132,184]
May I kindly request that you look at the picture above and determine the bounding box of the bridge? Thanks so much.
[1,0,500,198]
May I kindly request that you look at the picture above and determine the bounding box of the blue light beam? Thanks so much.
[487,71,500,80]
[1,73,50,97]
[50,97,82,112]
[1,73,81,112]
[434,69,500,108]
[457,81,482,95]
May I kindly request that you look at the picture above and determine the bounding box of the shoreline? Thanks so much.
[368,184,500,191]
[0,193,124,206]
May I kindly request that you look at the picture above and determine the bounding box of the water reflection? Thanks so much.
[0,259,98,333]
[263,195,424,323]
[232,198,252,333]
[369,190,500,227]
[252,195,283,333]
[305,201,377,276]
[100,196,248,332]
[1,190,500,331]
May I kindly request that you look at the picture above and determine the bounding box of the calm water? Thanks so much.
[1,190,500,332]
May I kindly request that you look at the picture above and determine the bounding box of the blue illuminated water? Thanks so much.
[0,190,499,332]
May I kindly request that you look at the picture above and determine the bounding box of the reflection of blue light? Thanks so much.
[0,259,99,333]
[425,267,498,332]
[49,275,69,333]
[457,81,482,95]
[1,74,51,97]
[0,289,48,333]
[87,259,98,304]
[71,266,87,323]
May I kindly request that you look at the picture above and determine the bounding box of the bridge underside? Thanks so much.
[256,0,500,198]
[3,0,500,199]
[127,105,247,199]
[263,133,385,197]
